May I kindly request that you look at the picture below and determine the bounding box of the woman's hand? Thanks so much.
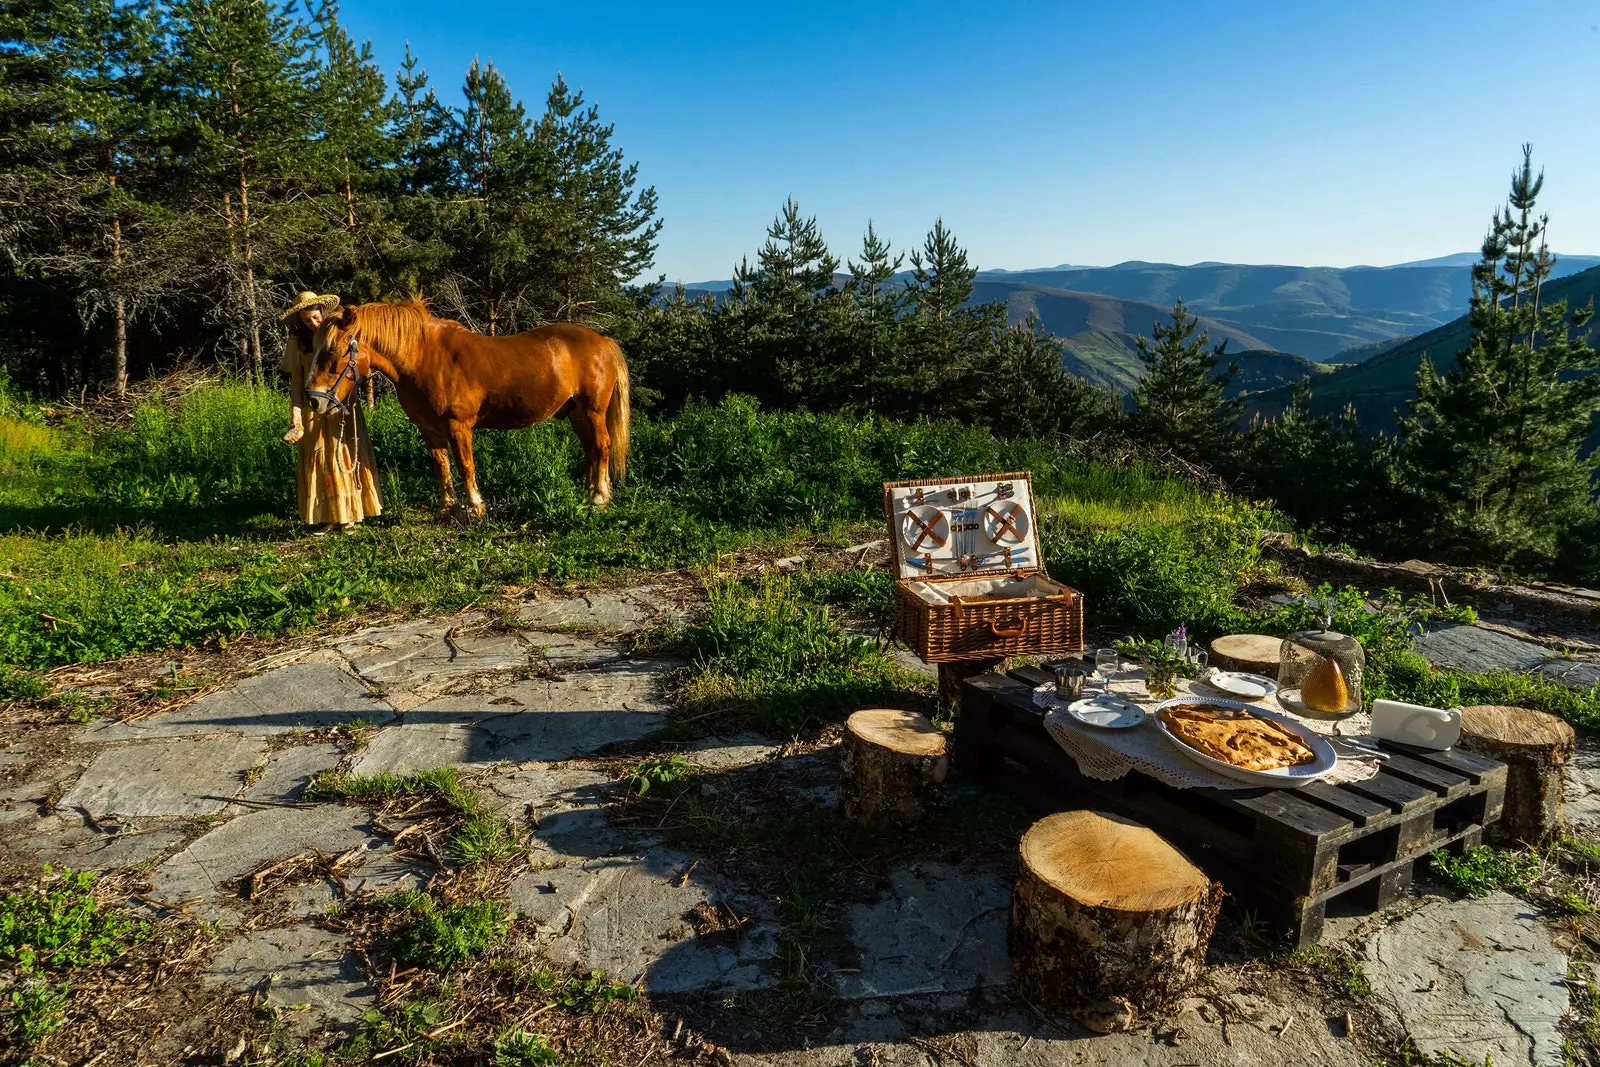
[282,425,304,445]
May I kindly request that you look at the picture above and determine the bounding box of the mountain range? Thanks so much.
[673,253,1600,397]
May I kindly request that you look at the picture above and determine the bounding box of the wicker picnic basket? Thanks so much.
[883,472,1084,664]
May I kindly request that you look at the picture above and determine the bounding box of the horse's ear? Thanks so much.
[336,305,355,325]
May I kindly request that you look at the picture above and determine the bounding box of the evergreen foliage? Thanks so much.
[1397,146,1600,573]
[1129,298,1243,458]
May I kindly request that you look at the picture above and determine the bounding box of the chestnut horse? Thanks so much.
[305,298,629,513]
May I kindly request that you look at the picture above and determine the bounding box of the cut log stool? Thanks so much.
[1010,810,1221,1031]
[840,708,948,827]
[1459,704,1575,843]
[1209,634,1283,679]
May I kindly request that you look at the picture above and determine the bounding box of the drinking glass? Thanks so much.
[1095,648,1119,680]
[1191,649,1208,678]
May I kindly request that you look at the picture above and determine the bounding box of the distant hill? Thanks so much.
[1225,350,1335,397]
[1246,264,1600,431]
[665,253,1600,391]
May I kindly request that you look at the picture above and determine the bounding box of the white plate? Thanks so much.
[1152,695,1337,787]
[1204,671,1278,700]
[1066,694,1146,729]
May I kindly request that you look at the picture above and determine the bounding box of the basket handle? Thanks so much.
[987,617,1028,639]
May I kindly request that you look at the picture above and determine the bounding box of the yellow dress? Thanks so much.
[281,334,383,525]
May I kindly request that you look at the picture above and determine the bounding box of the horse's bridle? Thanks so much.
[305,334,361,414]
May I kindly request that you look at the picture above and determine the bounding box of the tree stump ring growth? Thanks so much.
[1459,704,1575,843]
[1010,810,1221,1028]
[840,708,949,827]
[1209,634,1283,679]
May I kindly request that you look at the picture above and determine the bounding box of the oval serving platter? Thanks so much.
[1152,694,1337,787]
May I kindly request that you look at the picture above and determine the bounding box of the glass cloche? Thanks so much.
[1278,614,1364,722]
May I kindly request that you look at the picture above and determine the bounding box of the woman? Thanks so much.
[280,290,382,532]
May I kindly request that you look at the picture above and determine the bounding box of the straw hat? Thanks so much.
[279,290,340,323]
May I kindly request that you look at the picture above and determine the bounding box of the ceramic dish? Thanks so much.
[1203,671,1278,700]
[1152,694,1337,787]
[1066,693,1146,729]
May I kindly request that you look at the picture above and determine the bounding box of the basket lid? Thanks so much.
[881,473,1040,580]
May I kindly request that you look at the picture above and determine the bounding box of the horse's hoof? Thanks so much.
[590,492,612,509]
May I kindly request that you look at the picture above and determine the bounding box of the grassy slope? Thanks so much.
[1225,350,1335,396]
[1246,263,1600,431]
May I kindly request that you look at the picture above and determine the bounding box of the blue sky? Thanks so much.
[335,0,1600,284]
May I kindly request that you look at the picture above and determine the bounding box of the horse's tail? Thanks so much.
[606,341,630,488]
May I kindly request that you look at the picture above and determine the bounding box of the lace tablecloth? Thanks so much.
[1037,670,1380,791]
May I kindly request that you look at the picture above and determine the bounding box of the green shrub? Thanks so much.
[626,754,692,796]
[675,575,925,734]
[0,867,148,976]
[1429,846,1541,898]
[494,1030,561,1066]
[0,665,47,701]
[379,892,510,972]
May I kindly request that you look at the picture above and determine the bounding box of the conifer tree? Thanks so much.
[535,75,660,326]
[166,0,319,380]
[0,0,174,393]
[969,312,1120,439]
[732,198,844,404]
[434,58,548,334]
[1397,146,1600,572]
[845,221,906,406]
[1129,299,1242,459]
[901,219,1003,417]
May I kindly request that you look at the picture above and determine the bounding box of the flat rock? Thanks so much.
[206,924,373,1033]
[523,631,625,673]
[479,764,635,858]
[1365,891,1569,1067]
[516,587,681,634]
[509,849,779,994]
[411,662,671,763]
[2,811,187,871]
[683,733,782,772]
[240,743,342,805]
[347,723,483,776]
[332,614,488,672]
[0,776,60,826]
[1415,623,1554,674]
[60,737,267,818]
[149,804,382,920]
[1565,741,1600,832]
[1540,659,1600,689]
[81,661,394,740]
[832,862,1009,999]
[343,626,533,711]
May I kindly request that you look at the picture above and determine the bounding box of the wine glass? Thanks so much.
[1095,648,1119,681]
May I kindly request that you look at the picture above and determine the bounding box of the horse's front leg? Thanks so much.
[448,422,486,518]
[429,447,456,515]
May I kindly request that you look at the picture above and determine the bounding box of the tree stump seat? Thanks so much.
[1209,634,1283,679]
[1010,809,1221,1032]
[1458,704,1574,843]
[840,708,948,827]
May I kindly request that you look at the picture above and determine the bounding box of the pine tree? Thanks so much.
[901,219,1004,417]
[845,221,906,407]
[969,312,1120,440]
[1129,299,1242,459]
[1397,146,1600,572]
[165,0,320,380]
[534,75,660,326]
[732,198,844,404]
[433,58,547,334]
[0,0,175,393]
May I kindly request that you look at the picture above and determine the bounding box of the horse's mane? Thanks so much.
[348,296,466,357]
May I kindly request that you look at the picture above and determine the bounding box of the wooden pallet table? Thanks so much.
[957,666,1508,947]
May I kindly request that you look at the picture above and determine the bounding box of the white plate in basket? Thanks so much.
[1153,694,1337,786]
[1066,693,1146,729]
[1203,671,1278,700]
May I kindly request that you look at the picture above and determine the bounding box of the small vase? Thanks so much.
[1146,664,1178,700]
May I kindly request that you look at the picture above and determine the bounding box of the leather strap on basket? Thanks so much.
[987,617,1027,639]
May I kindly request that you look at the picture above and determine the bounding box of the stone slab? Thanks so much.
[149,804,382,920]
[1,811,187,872]
[207,924,373,1033]
[346,629,533,711]
[479,764,636,858]
[0,776,58,826]
[347,724,481,776]
[510,849,779,994]
[1540,659,1600,690]
[240,743,342,805]
[1566,742,1600,832]
[81,661,394,741]
[1415,623,1554,674]
[516,587,681,634]
[332,614,488,674]
[60,737,267,818]
[683,733,782,772]
[523,632,625,674]
[832,862,1009,999]
[1365,891,1569,1067]
[410,662,671,763]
